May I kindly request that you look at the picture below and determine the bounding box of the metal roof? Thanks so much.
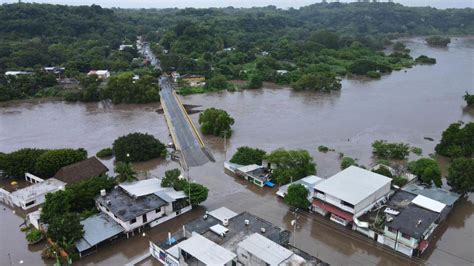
[177,233,236,265]
[208,207,238,222]
[236,164,262,173]
[386,204,440,239]
[119,178,164,197]
[411,195,446,213]
[315,166,391,205]
[238,233,293,265]
[75,213,124,253]
[154,189,187,203]
[277,175,323,197]
[10,178,65,201]
[402,183,461,206]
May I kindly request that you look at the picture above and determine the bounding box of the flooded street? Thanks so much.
[1,37,473,265]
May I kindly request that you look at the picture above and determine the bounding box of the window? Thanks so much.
[341,200,354,209]
[130,218,137,224]
[315,189,325,195]
[25,201,35,207]
[388,227,397,234]
[401,233,411,240]
[155,208,160,213]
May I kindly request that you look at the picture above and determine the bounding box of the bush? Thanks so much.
[198,108,235,137]
[411,147,423,156]
[284,184,310,209]
[26,228,43,244]
[392,176,408,187]
[96,148,113,158]
[265,148,316,184]
[341,157,357,170]
[426,36,451,47]
[0,148,48,178]
[366,71,381,78]
[463,92,474,106]
[318,145,329,153]
[415,55,436,64]
[113,132,166,162]
[372,140,410,160]
[35,148,87,177]
[447,157,474,194]
[230,146,266,165]
[372,166,393,178]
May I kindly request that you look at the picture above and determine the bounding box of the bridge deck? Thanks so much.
[160,77,211,168]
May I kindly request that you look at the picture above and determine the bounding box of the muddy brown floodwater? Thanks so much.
[1,37,473,265]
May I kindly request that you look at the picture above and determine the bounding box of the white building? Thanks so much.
[312,166,391,226]
[0,175,65,210]
[96,178,191,235]
[119,44,134,51]
[5,71,32,76]
[276,175,323,199]
[87,70,110,79]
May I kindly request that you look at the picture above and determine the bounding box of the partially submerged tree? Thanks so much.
[0,148,48,177]
[47,212,84,245]
[447,157,474,194]
[435,122,474,158]
[113,132,166,162]
[372,140,410,160]
[161,168,181,188]
[284,184,310,209]
[265,148,316,185]
[340,157,357,170]
[114,162,137,183]
[229,146,266,165]
[198,108,235,137]
[408,158,442,187]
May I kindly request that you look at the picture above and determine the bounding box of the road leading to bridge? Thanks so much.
[159,77,213,168]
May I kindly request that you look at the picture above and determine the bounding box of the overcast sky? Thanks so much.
[1,0,473,9]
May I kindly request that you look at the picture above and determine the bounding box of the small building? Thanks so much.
[5,71,32,76]
[223,47,235,52]
[54,157,108,185]
[276,175,323,199]
[276,70,289,75]
[171,71,180,83]
[180,74,205,87]
[312,166,391,226]
[2,177,65,210]
[96,178,191,234]
[150,207,326,265]
[235,164,273,187]
[119,44,134,51]
[402,183,461,206]
[75,213,124,257]
[44,66,65,75]
[87,70,110,80]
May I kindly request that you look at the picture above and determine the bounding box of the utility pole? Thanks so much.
[291,208,299,247]
[223,131,227,161]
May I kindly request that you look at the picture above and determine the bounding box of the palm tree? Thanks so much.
[115,162,137,183]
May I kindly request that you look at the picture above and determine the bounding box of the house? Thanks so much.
[312,166,391,226]
[402,183,461,206]
[75,213,124,257]
[5,71,32,76]
[87,70,110,80]
[96,178,191,235]
[0,175,65,210]
[180,74,205,87]
[276,175,323,199]
[149,207,326,266]
[383,194,449,257]
[276,70,289,75]
[44,66,65,75]
[54,157,108,185]
[235,164,273,187]
[223,47,235,52]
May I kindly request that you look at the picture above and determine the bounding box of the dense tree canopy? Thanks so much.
[265,148,316,185]
[112,132,166,162]
[35,148,87,177]
[0,148,48,178]
[114,162,137,183]
[372,140,410,160]
[198,108,235,137]
[435,122,474,158]
[229,146,266,165]
[284,184,310,209]
[426,36,451,47]
[47,212,84,245]
[104,72,160,104]
[408,158,442,187]
[447,157,474,194]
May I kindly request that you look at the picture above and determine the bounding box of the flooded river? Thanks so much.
[1,37,473,265]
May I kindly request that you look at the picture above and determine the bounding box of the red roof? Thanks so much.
[417,240,429,253]
[312,198,353,222]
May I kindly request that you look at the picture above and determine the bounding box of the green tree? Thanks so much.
[426,36,451,47]
[0,148,48,177]
[186,183,209,206]
[372,165,393,178]
[161,168,181,187]
[372,140,410,160]
[112,132,166,162]
[35,148,87,177]
[229,146,266,165]
[341,157,357,170]
[447,157,474,194]
[435,122,474,158]
[96,148,113,158]
[104,72,160,104]
[206,74,229,90]
[464,92,474,106]
[114,162,137,182]
[291,73,341,91]
[265,148,316,184]
[408,158,442,187]
[246,74,263,89]
[47,212,84,245]
[198,108,235,137]
[284,184,310,209]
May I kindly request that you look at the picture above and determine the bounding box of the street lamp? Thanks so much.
[291,208,299,247]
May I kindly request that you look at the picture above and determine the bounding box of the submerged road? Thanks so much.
[159,77,212,168]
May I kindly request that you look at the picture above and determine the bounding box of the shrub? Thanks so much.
[435,122,474,158]
[113,132,166,162]
[392,176,408,187]
[341,157,357,170]
[411,147,423,156]
[426,36,451,47]
[372,166,393,178]
[366,71,381,78]
[318,145,329,153]
[415,55,436,64]
[464,92,474,106]
[96,148,113,158]
[408,158,442,187]
[26,228,43,243]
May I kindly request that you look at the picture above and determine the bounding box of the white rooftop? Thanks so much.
[238,233,293,265]
[277,175,323,197]
[208,207,238,222]
[119,178,164,197]
[315,166,391,205]
[177,233,236,265]
[412,195,446,213]
[155,188,187,203]
[11,178,65,201]
[210,224,229,237]
[237,164,262,173]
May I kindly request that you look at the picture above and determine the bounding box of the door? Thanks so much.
[143,214,148,223]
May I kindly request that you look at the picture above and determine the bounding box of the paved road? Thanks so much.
[160,77,211,168]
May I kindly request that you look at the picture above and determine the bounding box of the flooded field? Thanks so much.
[1,37,473,265]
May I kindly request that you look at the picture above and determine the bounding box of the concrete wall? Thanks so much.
[354,182,390,214]
[236,245,270,266]
[98,203,166,232]
[315,193,355,214]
